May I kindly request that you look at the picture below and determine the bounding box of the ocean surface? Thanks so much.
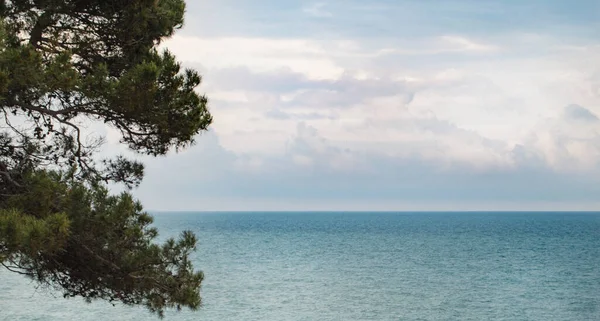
[2,212,600,320]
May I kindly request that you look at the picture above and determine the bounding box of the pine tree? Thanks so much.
[0,0,211,317]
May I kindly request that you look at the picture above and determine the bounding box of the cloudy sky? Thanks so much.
[109,0,600,211]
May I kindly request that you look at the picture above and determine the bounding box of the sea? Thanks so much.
[2,211,600,320]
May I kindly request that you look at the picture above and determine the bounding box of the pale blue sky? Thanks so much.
[106,0,600,211]
[183,0,599,39]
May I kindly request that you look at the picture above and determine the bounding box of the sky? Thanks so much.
[107,0,600,211]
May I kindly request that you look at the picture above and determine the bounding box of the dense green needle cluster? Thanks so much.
[0,0,211,317]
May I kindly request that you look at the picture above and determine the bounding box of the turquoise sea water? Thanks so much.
[2,212,600,320]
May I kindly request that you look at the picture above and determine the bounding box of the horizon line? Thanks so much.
[149,210,600,213]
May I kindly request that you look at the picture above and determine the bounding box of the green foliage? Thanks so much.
[0,209,70,259]
[0,0,211,317]
[2,170,203,317]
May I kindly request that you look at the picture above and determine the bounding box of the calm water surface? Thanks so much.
[2,212,600,320]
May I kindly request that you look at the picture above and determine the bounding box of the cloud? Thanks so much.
[264,109,335,121]
[187,43,600,171]
[438,36,499,53]
[303,3,332,18]
[161,36,344,80]
[516,104,600,171]
[131,120,600,211]
[286,122,360,171]
[204,67,319,92]
[264,109,291,120]
[101,0,600,210]
[563,104,599,122]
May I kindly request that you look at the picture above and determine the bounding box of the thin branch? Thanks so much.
[13,102,78,117]
[1,261,34,276]
[3,111,29,139]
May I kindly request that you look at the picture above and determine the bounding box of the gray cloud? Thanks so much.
[205,67,414,109]
[283,76,414,109]
[264,109,291,120]
[563,104,599,122]
[205,67,322,92]
[264,109,337,121]
[129,121,600,211]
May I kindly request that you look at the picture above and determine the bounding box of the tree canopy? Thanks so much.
[0,0,211,317]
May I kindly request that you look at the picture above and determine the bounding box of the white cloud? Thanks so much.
[520,105,600,172]
[161,35,344,80]
[161,33,508,82]
[167,34,600,174]
[438,35,499,52]
[103,9,600,209]
[303,3,333,18]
